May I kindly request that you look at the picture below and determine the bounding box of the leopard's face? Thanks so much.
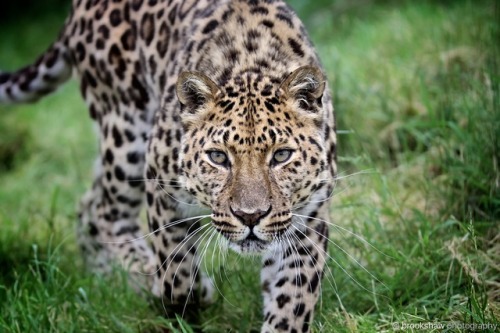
[177,67,330,253]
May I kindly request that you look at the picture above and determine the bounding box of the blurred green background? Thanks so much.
[0,0,498,332]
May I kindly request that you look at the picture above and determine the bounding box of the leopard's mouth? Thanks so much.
[236,229,267,245]
[211,213,296,253]
[212,224,271,253]
[244,230,261,242]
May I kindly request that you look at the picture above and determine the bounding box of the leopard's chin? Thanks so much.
[228,236,270,254]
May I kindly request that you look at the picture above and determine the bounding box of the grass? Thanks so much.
[0,0,498,332]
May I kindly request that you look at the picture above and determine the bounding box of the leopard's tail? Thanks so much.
[0,41,72,104]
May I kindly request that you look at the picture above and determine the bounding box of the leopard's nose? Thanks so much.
[230,206,271,227]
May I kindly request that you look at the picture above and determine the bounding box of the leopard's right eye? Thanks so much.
[208,151,229,167]
[271,149,293,166]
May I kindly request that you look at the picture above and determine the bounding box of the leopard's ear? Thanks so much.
[176,71,220,119]
[280,66,326,115]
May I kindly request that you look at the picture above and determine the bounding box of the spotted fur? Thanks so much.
[1,1,337,332]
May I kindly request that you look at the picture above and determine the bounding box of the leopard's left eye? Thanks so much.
[272,149,293,165]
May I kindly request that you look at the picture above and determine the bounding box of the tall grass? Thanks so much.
[1,0,498,332]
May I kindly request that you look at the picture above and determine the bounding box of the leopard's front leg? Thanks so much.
[260,217,329,333]
[145,171,205,306]
[144,111,212,308]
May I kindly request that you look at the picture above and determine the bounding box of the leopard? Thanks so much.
[0,0,337,332]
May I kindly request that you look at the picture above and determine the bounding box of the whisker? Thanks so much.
[202,229,232,305]
[180,226,217,316]
[208,233,237,306]
[286,235,301,300]
[291,224,370,297]
[288,229,343,310]
[160,224,212,312]
[291,213,393,259]
[99,215,211,245]
[295,169,377,206]
[157,222,210,278]
[291,221,388,298]
[166,223,211,281]
[296,221,387,289]
[333,169,377,181]
[127,178,186,189]
[289,226,339,297]
[189,227,237,311]
[313,169,377,183]
[150,176,199,207]
[298,185,350,205]
[158,224,206,315]
[157,183,199,206]
[217,236,234,294]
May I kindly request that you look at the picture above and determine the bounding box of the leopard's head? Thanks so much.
[176,66,332,253]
